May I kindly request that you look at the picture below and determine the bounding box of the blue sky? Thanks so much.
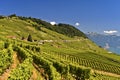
[1,0,120,35]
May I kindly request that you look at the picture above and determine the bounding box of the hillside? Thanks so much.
[0,15,120,80]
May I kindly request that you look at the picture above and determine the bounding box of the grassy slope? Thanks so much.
[0,18,72,40]
[0,17,120,79]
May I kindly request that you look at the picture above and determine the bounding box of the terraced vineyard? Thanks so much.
[0,16,120,80]
[0,38,120,80]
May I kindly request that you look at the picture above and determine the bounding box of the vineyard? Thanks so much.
[0,16,120,80]
[0,38,120,80]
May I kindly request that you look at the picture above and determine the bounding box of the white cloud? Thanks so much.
[50,21,56,25]
[104,30,118,34]
[75,22,80,26]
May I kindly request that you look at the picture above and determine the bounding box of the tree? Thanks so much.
[21,36,25,40]
[8,14,17,18]
[0,15,4,19]
[27,34,32,42]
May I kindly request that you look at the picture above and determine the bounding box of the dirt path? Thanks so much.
[0,52,19,80]
[92,69,120,78]
[29,68,38,80]
[33,63,47,80]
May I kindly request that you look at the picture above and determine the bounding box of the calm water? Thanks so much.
[108,47,120,55]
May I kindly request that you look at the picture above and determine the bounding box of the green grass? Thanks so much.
[90,73,120,80]
[0,18,72,40]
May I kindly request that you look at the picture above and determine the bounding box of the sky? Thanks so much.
[1,0,120,35]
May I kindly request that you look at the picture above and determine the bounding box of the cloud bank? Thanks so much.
[104,30,118,34]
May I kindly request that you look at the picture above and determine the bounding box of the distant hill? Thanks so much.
[17,15,87,38]
[86,32,120,54]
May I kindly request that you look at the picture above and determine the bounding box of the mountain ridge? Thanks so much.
[86,32,120,54]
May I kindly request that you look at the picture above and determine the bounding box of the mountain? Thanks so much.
[86,32,120,54]
[0,15,120,80]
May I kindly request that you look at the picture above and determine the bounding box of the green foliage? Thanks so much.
[0,15,5,19]
[41,52,91,80]
[4,41,10,48]
[13,46,32,60]
[8,58,33,80]
[17,15,87,38]
[0,17,72,40]
[8,14,17,18]
[27,34,33,42]
[24,44,40,52]
[33,56,61,80]
[0,38,120,79]
[57,23,87,38]
[0,43,13,75]
[41,40,120,75]
[53,62,69,75]
[0,41,4,50]
[91,73,120,80]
